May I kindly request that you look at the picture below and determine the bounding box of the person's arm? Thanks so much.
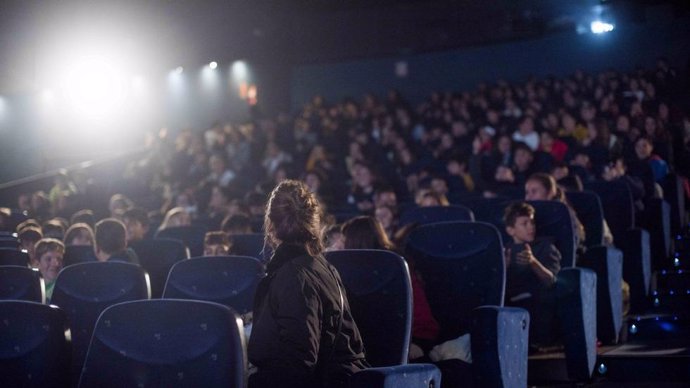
[515,244,555,286]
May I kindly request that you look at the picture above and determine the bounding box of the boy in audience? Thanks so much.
[503,202,561,346]
[32,238,65,302]
[203,231,231,256]
[94,218,139,264]
[123,208,151,243]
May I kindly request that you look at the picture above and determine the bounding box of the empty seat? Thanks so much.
[399,205,474,227]
[350,363,441,388]
[129,238,189,298]
[78,299,246,388]
[51,262,151,384]
[155,225,207,257]
[0,265,45,303]
[325,249,412,367]
[406,221,529,386]
[163,255,264,314]
[64,245,97,267]
[0,247,29,266]
[0,301,70,388]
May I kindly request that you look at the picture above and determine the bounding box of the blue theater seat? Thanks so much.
[565,191,605,248]
[555,268,597,380]
[406,221,529,387]
[155,225,207,257]
[79,299,246,388]
[399,205,474,227]
[579,246,623,345]
[325,249,412,367]
[129,238,189,298]
[229,233,272,263]
[0,301,70,388]
[0,265,45,303]
[528,200,577,268]
[0,247,29,266]
[163,255,264,315]
[0,237,20,249]
[349,363,441,388]
[51,262,151,385]
[64,245,98,267]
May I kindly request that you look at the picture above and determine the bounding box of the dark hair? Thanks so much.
[71,209,96,228]
[95,218,127,255]
[221,214,252,235]
[503,202,535,228]
[321,223,342,247]
[123,208,150,228]
[42,220,65,240]
[204,231,230,248]
[264,180,323,257]
[341,216,394,251]
[64,223,95,246]
[17,219,41,233]
[527,173,558,199]
[19,226,43,244]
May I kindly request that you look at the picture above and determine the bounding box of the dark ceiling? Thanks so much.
[0,0,687,94]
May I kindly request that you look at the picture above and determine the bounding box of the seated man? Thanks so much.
[123,208,151,243]
[203,231,231,256]
[32,238,65,303]
[503,202,561,346]
[95,218,139,264]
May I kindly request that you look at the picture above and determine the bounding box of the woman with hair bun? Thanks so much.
[248,180,368,388]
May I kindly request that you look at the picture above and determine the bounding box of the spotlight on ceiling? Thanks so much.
[209,61,218,70]
[591,20,614,34]
[174,66,184,75]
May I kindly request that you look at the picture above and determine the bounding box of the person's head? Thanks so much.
[204,231,231,256]
[19,226,43,261]
[525,173,558,201]
[513,143,533,172]
[264,180,323,257]
[159,207,191,231]
[415,189,448,207]
[209,185,230,210]
[95,218,127,261]
[341,215,394,251]
[33,238,65,283]
[221,213,253,235]
[374,186,397,208]
[634,136,654,160]
[352,162,375,190]
[109,194,133,220]
[322,224,344,252]
[16,219,41,234]
[209,153,227,175]
[42,220,65,240]
[122,208,150,242]
[302,171,322,194]
[64,223,95,246]
[70,209,95,229]
[374,205,397,232]
[518,116,534,135]
[504,202,536,244]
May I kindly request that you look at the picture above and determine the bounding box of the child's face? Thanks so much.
[507,215,536,244]
[524,180,550,201]
[124,218,147,242]
[37,250,63,283]
[204,244,229,256]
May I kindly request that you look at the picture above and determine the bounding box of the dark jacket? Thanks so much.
[248,243,367,388]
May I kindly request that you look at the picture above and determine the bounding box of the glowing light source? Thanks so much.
[232,61,248,80]
[62,55,126,119]
[591,21,614,34]
[174,66,184,75]
[209,61,218,70]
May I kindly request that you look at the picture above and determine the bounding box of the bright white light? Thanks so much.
[62,55,126,119]
[232,61,248,80]
[174,66,184,75]
[591,21,614,34]
[209,61,218,70]
[41,89,55,102]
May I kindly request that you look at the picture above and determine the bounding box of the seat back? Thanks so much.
[458,198,512,242]
[587,180,635,243]
[399,205,474,227]
[0,248,29,266]
[406,221,505,341]
[163,255,264,314]
[0,301,70,388]
[0,266,45,303]
[565,191,605,248]
[325,249,412,367]
[154,225,207,257]
[350,364,441,388]
[129,238,189,298]
[229,233,271,263]
[0,238,20,249]
[51,262,151,383]
[64,245,98,267]
[79,299,246,388]
[528,200,577,268]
